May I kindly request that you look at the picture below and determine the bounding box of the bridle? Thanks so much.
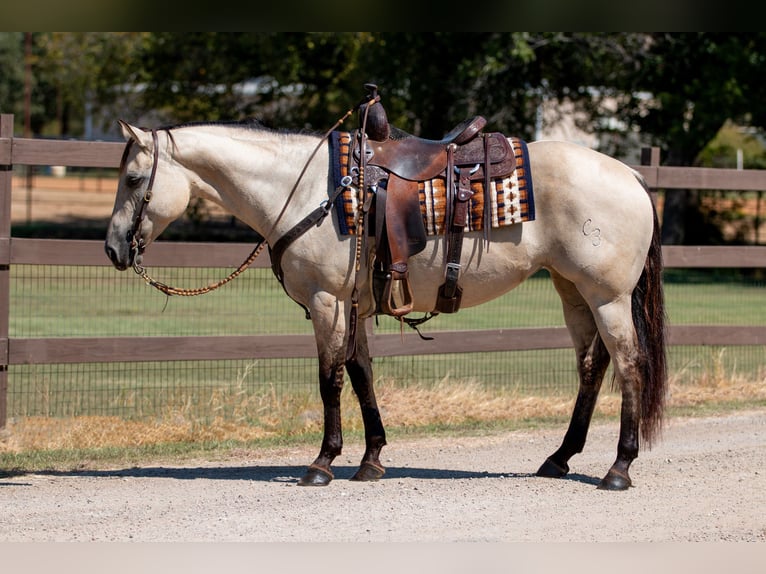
[126,129,159,268]
[125,127,267,297]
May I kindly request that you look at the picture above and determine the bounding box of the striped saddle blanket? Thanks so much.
[329,130,535,236]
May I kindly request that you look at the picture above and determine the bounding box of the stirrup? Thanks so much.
[381,269,414,317]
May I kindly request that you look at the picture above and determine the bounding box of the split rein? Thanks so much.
[128,102,365,298]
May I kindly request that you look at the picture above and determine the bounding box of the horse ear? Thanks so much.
[118,120,152,150]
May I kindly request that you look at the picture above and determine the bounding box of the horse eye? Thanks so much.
[125,174,144,188]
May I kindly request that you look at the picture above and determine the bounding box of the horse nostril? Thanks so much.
[105,244,125,269]
[105,244,116,263]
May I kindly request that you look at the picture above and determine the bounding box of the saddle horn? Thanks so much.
[359,83,390,141]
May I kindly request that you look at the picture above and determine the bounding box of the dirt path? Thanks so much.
[1,409,764,542]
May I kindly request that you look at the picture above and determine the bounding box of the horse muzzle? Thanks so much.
[104,235,142,271]
[105,242,129,271]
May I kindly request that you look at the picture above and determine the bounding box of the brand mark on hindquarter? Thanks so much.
[583,218,602,246]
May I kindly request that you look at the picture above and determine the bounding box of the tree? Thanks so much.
[352,33,537,137]
[0,33,149,138]
[614,33,766,244]
[133,33,541,135]
[137,32,367,128]
[7,33,766,244]
[33,32,148,137]
[0,33,26,130]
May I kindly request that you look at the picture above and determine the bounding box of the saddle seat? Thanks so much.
[364,116,487,182]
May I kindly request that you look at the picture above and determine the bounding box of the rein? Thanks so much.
[128,100,369,298]
[135,241,267,297]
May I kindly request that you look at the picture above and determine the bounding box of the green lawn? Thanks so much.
[12,266,765,337]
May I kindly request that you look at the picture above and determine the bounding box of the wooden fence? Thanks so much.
[2,113,766,427]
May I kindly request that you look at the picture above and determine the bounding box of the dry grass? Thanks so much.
[2,360,764,455]
[667,350,766,408]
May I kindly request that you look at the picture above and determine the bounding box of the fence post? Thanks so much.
[0,113,13,429]
[641,146,661,206]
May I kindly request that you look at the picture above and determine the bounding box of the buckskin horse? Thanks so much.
[105,90,667,490]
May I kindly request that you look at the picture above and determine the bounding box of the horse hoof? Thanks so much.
[350,462,386,482]
[536,457,569,478]
[297,465,334,486]
[597,469,631,491]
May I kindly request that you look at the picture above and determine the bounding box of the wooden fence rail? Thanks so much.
[2,113,766,427]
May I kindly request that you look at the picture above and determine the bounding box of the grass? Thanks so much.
[10,267,766,339]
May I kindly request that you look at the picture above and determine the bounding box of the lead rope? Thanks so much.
[133,101,367,298]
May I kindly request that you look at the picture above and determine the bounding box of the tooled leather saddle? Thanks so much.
[352,84,517,317]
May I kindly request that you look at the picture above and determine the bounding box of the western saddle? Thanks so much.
[351,84,517,318]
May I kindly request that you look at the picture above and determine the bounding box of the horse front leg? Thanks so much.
[297,295,349,487]
[297,362,345,486]
[345,321,387,481]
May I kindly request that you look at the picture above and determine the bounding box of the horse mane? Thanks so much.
[157,118,320,138]
[156,118,267,131]
[118,118,322,172]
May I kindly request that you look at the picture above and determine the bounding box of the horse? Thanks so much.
[105,117,667,491]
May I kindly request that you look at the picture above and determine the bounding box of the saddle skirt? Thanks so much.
[329,130,535,237]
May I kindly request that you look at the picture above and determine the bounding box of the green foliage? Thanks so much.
[618,33,766,166]
[0,32,149,137]
[697,121,766,169]
[0,33,25,124]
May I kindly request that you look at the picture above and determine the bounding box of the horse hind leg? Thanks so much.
[537,272,611,480]
[345,321,387,481]
[590,296,646,490]
[536,332,611,480]
[592,179,667,490]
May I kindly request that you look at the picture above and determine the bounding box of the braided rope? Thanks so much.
[134,240,266,296]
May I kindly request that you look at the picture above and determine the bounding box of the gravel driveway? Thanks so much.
[2,409,764,543]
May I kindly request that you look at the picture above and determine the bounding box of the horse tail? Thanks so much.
[632,177,668,448]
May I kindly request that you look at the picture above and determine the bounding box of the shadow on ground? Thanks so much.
[3,465,602,486]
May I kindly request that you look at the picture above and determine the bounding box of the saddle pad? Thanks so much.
[329,131,535,236]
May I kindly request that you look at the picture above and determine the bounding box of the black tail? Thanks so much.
[632,189,668,447]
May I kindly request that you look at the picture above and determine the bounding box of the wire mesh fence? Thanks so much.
[6,265,765,423]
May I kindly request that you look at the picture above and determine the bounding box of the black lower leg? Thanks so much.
[538,336,609,478]
[598,398,639,491]
[298,364,345,486]
[537,388,602,477]
[346,352,387,481]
